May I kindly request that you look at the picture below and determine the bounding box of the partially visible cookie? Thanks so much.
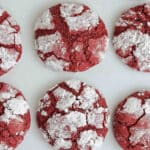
[37,79,109,150]
[113,3,150,72]
[34,3,108,72]
[0,82,31,150]
[0,8,22,76]
[113,90,150,150]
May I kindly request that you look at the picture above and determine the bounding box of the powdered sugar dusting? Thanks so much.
[47,111,86,138]
[0,83,30,149]
[143,99,150,113]
[0,85,17,100]
[35,3,108,72]
[113,30,150,71]
[122,96,150,116]
[0,97,29,123]
[53,139,72,150]
[128,113,150,146]
[77,85,99,109]
[0,21,17,44]
[65,79,81,92]
[35,31,70,71]
[77,130,103,150]
[113,3,150,72]
[129,129,150,146]
[60,3,84,18]
[0,8,22,75]
[54,87,76,111]
[38,93,51,113]
[37,79,109,149]
[116,10,137,27]
[60,3,99,31]
[0,142,13,150]
[115,4,150,30]
[35,31,65,53]
[45,55,69,71]
[88,107,108,128]
[35,9,54,30]
[0,83,29,123]
[4,97,29,114]
[122,97,143,116]
[0,48,18,71]
[114,91,150,149]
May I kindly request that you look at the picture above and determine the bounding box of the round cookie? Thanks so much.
[37,79,109,150]
[34,2,108,72]
[0,8,22,76]
[113,3,150,72]
[0,82,31,150]
[113,90,150,150]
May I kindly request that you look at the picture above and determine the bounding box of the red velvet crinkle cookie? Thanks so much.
[34,3,108,72]
[37,79,109,150]
[0,8,22,76]
[113,90,150,150]
[113,3,150,72]
[0,83,31,150]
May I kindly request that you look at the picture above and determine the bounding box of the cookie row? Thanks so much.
[0,80,149,150]
[0,2,149,76]
[0,1,149,150]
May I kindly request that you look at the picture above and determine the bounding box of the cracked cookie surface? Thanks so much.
[37,79,109,150]
[0,83,31,150]
[113,3,150,72]
[113,90,150,150]
[0,8,22,76]
[34,2,108,72]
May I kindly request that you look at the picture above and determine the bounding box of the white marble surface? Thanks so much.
[0,0,150,149]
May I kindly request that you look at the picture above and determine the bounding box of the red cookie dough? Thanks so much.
[34,2,108,72]
[113,3,150,72]
[0,83,31,150]
[0,8,22,76]
[113,90,150,150]
[37,79,109,150]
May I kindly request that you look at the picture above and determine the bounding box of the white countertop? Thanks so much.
[0,0,150,149]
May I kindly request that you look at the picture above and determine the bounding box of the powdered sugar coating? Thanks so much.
[77,86,99,110]
[60,3,99,31]
[88,108,108,128]
[113,90,150,150]
[35,10,54,30]
[65,79,81,92]
[77,130,103,150]
[0,82,31,149]
[34,2,108,72]
[60,3,84,18]
[46,112,87,139]
[113,3,150,72]
[1,97,29,123]
[0,8,22,76]
[0,142,13,150]
[121,97,143,117]
[35,32,65,53]
[37,79,109,150]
